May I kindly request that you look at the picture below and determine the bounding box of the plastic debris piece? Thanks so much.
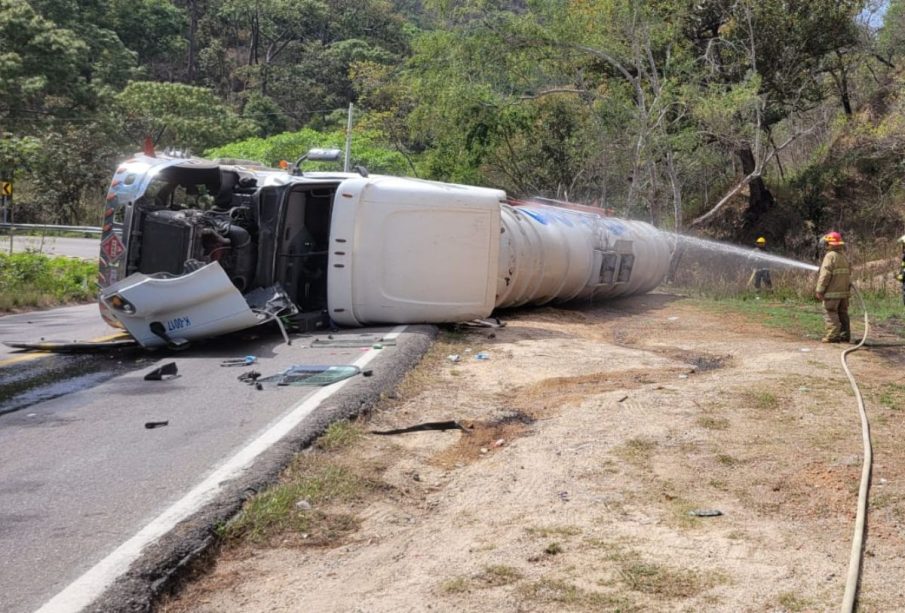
[799,348,811,353]
[372,343,384,349]
[144,362,178,381]
[493,438,505,447]
[447,354,461,363]
[295,500,312,511]
[370,420,465,435]
[145,421,169,429]
[678,374,689,379]
[480,447,489,454]
[667,316,679,321]
[688,509,723,517]
[221,355,257,367]
[475,352,490,360]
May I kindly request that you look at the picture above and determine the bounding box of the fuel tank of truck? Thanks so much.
[327,181,671,326]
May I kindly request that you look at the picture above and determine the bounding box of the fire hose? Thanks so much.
[840,285,871,613]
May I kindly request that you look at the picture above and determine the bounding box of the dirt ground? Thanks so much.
[161,293,905,612]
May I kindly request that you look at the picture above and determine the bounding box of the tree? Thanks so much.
[116,82,256,153]
[683,0,862,228]
[206,126,412,174]
[0,0,92,119]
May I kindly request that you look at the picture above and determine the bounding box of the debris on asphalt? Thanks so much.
[257,365,361,387]
[144,362,178,381]
[221,355,257,367]
[362,369,373,377]
[462,317,506,329]
[370,420,466,435]
[688,509,723,517]
[310,337,396,348]
[144,421,169,429]
[237,371,261,384]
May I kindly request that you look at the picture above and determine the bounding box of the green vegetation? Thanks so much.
[205,127,410,175]
[314,420,363,451]
[0,252,97,311]
[219,457,370,545]
[4,0,905,257]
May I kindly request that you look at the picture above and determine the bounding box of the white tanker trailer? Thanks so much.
[96,152,671,348]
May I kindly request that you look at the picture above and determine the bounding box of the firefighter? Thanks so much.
[896,235,905,306]
[815,231,851,343]
[749,236,773,290]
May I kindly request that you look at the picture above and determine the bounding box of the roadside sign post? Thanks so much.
[1,180,12,254]
[0,180,11,224]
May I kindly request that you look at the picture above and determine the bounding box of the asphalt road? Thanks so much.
[4,236,100,260]
[0,306,433,612]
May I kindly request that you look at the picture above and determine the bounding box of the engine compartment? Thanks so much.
[122,163,340,322]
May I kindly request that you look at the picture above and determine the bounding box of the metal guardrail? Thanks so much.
[0,223,102,235]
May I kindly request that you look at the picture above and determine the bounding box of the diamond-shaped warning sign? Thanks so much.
[100,234,125,264]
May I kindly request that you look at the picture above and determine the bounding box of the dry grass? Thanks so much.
[743,389,782,411]
[697,415,730,430]
[526,525,582,539]
[612,437,658,467]
[518,578,637,611]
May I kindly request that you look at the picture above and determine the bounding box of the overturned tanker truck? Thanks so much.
[97,151,672,348]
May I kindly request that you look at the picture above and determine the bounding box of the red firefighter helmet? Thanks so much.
[823,231,844,247]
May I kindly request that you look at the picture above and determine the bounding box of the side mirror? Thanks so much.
[293,148,343,175]
[304,148,342,162]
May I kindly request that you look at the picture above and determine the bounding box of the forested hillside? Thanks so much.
[2,0,904,250]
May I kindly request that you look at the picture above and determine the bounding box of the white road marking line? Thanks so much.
[36,325,407,613]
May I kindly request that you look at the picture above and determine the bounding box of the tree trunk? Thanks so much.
[831,51,853,116]
[737,146,774,227]
[187,0,198,82]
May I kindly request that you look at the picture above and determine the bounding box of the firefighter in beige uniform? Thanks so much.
[815,231,851,343]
